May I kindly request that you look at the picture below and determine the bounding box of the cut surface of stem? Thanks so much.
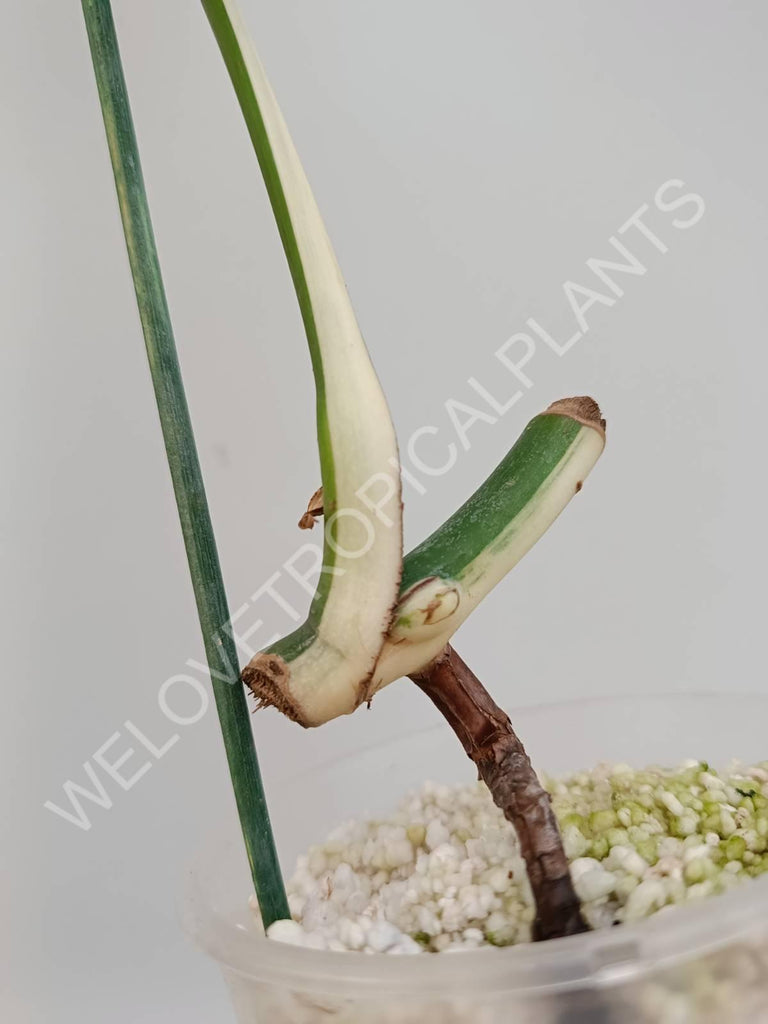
[410,645,589,940]
[81,0,288,925]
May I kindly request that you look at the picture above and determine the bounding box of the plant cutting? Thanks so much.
[200,0,607,942]
[80,1,768,1021]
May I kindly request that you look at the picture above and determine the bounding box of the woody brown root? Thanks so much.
[409,644,589,940]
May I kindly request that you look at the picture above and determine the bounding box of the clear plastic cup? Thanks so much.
[181,694,768,1022]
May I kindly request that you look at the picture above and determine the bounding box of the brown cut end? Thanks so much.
[544,396,606,436]
[298,487,325,530]
[242,653,307,727]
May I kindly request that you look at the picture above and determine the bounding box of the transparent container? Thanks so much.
[182,694,768,1023]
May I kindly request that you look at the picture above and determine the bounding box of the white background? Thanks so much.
[3,1,767,1020]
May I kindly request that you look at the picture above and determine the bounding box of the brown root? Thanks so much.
[410,645,589,941]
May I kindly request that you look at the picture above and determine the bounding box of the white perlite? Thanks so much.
[257,760,768,954]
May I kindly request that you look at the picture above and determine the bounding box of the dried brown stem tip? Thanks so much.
[242,653,306,725]
[410,645,589,941]
[545,395,606,436]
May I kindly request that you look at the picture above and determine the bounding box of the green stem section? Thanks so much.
[80,0,288,926]
[201,0,338,579]
[401,408,591,592]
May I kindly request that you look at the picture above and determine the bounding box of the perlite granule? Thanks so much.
[256,759,768,954]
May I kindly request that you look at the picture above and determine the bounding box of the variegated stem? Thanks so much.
[202,0,403,726]
[369,397,605,698]
[248,397,605,724]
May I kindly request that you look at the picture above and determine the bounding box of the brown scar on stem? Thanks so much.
[544,396,606,438]
[356,580,405,708]
[242,652,308,726]
[251,489,404,723]
[298,486,324,530]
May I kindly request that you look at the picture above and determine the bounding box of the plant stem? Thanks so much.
[80,0,289,926]
[410,645,588,940]
[200,0,404,728]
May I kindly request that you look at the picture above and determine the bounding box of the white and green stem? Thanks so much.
[254,397,605,725]
[201,0,605,940]
[370,396,605,698]
[202,1,605,730]
[202,0,403,727]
